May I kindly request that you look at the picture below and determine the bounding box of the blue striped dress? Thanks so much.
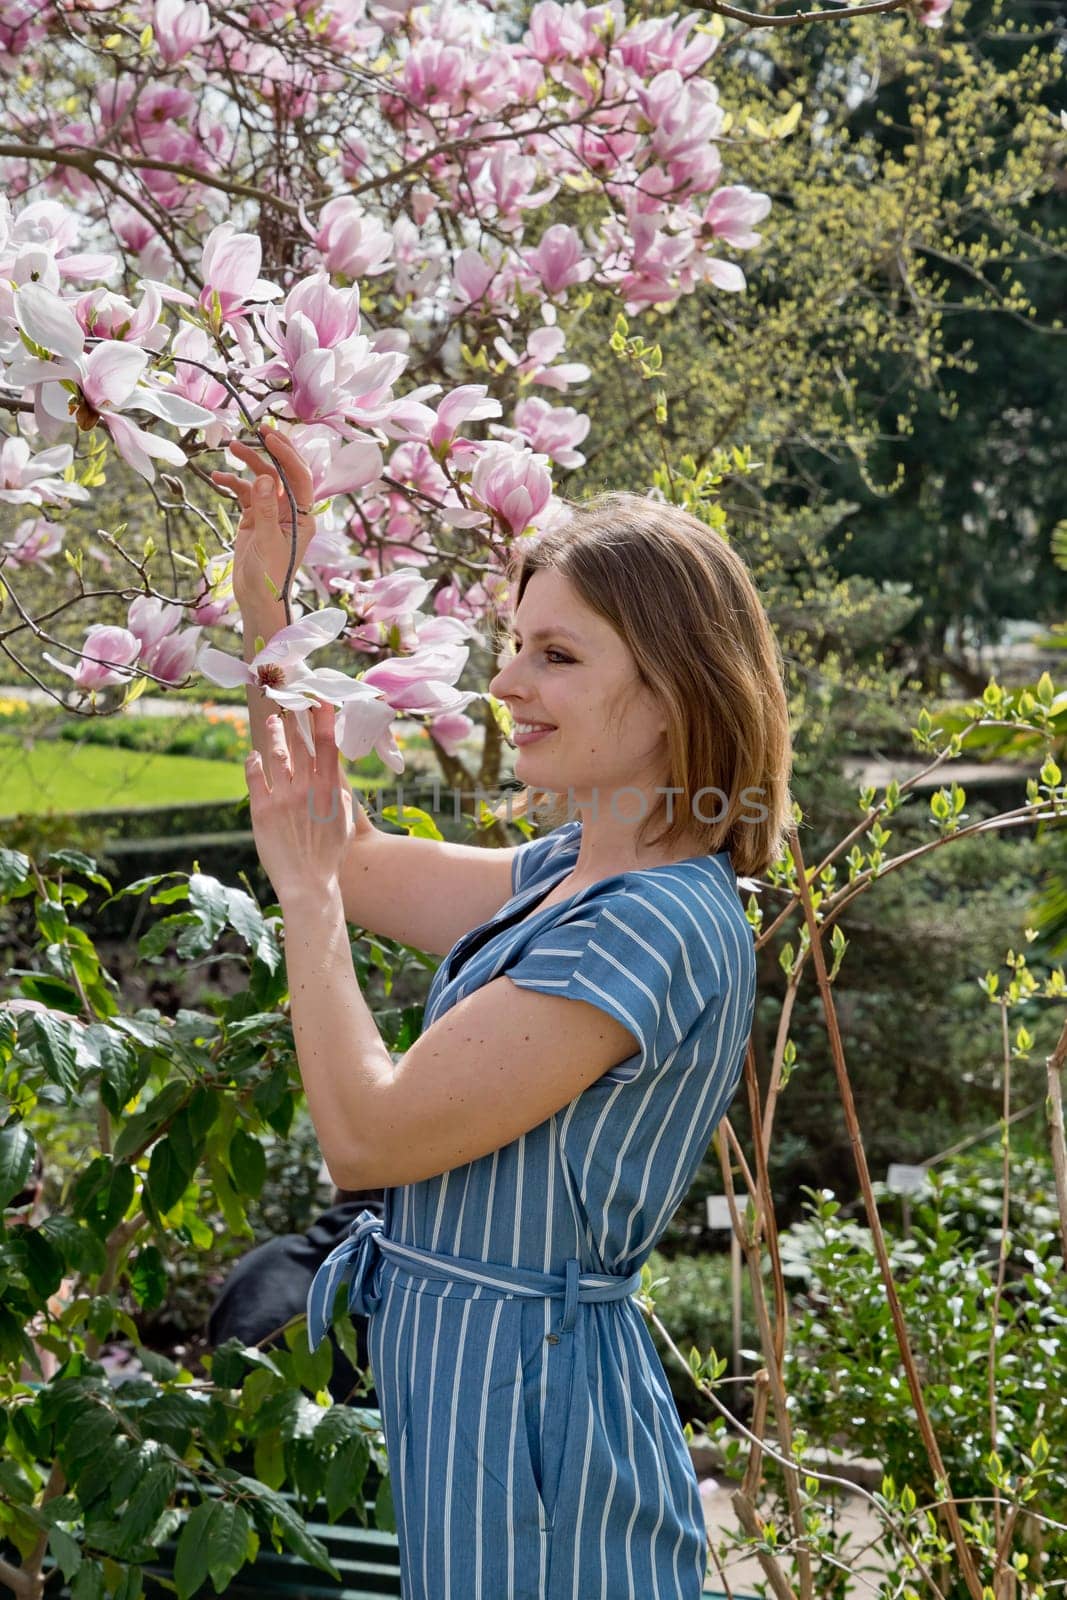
[316,817,756,1599]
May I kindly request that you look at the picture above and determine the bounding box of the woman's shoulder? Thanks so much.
[600,857,755,984]
[510,818,582,896]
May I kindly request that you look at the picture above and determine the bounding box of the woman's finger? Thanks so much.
[210,471,251,506]
[261,430,315,506]
[245,749,268,805]
[265,713,293,785]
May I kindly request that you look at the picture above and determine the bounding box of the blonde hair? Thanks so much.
[491,492,794,879]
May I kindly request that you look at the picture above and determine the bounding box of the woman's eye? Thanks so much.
[545,649,573,664]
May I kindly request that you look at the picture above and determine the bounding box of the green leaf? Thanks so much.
[129,1244,167,1310]
[377,805,443,841]
[11,1226,65,1299]
[61,1407,120,1476]
[228,1129,266,1198]
[374,1470,396,1534]
[230,1475,340,1577]
[0,1121,36,1208]
[115,1458,178,1554]
[39,1214,107,1276]
[70,1559,106,1600]
[325,1434,370,1522]
[113,1081,188,1163]
[173,1500,212,1600]
[48,1524,83,1582]
[208,1338,284,1388]
[148,1135,193,1214]
[0,847,31,893]
[206,1500,251,1591]
[44,850,112,892]
[29,1011,83,1092]
[253,1429,286,1490]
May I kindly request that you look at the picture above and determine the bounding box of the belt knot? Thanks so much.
[305,1210,642,1353]
[306,1208,385,1353]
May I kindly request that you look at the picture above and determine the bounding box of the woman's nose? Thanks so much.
[489,653,518,698]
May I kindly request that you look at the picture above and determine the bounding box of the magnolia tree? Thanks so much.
[1,0,954,780]
[17,3,1067,1600]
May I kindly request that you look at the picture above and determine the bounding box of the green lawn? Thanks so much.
[0,734,248,817]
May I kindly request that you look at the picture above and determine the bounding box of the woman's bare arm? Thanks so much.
[336,823,518,957]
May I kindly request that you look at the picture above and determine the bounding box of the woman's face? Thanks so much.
[488,568,670,808]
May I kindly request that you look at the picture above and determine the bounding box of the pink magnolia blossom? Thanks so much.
[312,197,395,279]
[0,439,89,507]
[637,71,724,165]
[614,12,718,77]
[1,517,64,568]
[489,396,590,469]
[399,38,467,109]
[428,709,475,755]
[127,595,181,657]
[43,626,141,690]
[198,223,283,327]
[479,148,559,232]
[702,185,771,250]
[470,442,553,537]
[428,384,503,454]
[145,626,202,685]
[521,224,595,298]
[448,246,515,316]
[492,325,591,392]
[74,283,167,350]
[355,568,434,625]
[361,641,479,717]
[198,607,383,755]
[10,282,214,478]
[525,1,620,65]
[153,0,215,64]
[919,0,953,24]
[335,695,404,772]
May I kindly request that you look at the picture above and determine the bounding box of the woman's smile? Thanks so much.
[513,721,557,746]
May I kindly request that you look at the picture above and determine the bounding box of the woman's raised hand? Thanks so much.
[211,431,320,617]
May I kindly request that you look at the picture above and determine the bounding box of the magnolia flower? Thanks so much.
[126,596,201,685]
[489,396,590,469]
[312,197,395,279]
[702,186,771,250]
[10,282,214,480]
[492,325,591,391]
[0,438,89,507]
[469,442,553,537]
[43,625,141,690]
[428,709,475,756]
[199,223,283,326]
[521,224,595,297]
[154,0,215,64]
[1,517,64,568]
[428,384,503,454]
[197,608,387,756]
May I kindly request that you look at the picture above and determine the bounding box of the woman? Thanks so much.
[213,433,792,1599]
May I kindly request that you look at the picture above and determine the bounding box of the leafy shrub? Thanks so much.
[0,844,431,1596]
[780,1159,1067,1583]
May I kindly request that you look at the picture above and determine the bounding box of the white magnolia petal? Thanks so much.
[14,283,85,361]
[195,644,252,688]
[133,385,216,427]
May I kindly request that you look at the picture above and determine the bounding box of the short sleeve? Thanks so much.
[510,820,581,897]
[504,878,734,1078]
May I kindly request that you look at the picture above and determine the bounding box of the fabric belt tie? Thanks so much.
[306,1208,642,1353]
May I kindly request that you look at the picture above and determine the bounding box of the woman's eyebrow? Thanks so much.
[509,626,582,645]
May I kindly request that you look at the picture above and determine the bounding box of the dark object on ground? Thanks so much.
[207,1193,385,1406]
